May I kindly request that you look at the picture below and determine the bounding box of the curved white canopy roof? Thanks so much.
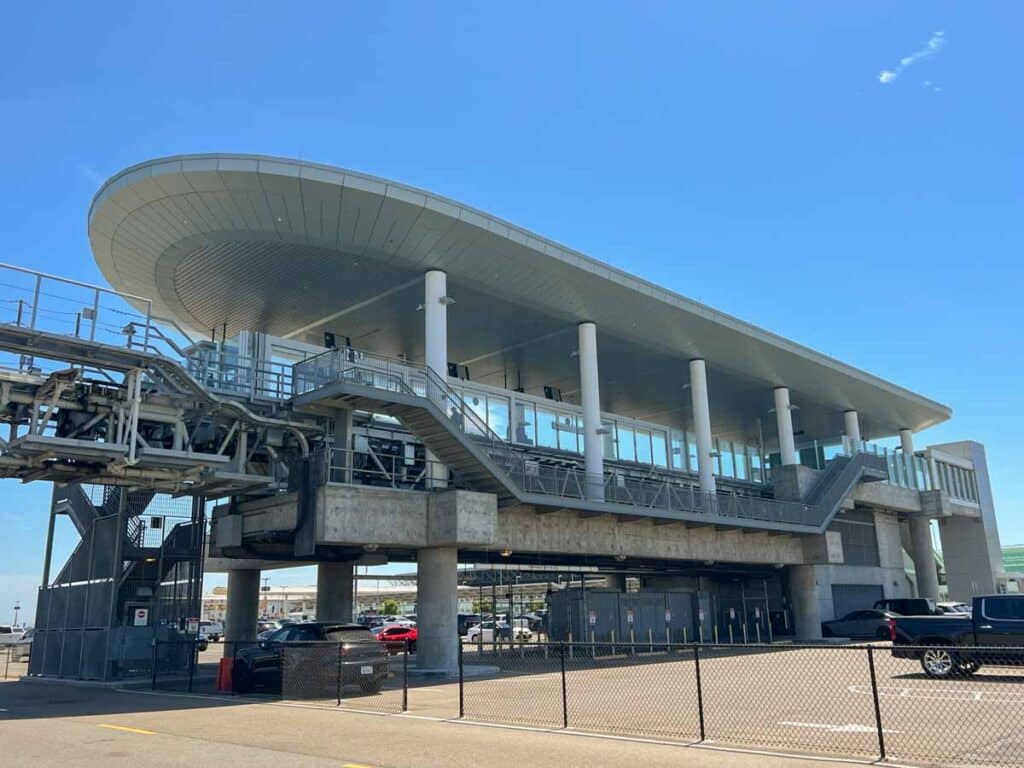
[88,153,950,440]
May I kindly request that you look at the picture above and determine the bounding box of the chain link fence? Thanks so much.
[460,641,1024,766]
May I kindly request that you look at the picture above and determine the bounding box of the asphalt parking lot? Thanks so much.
[9,642,1024,766]
[0,673,858,768]
[459,643,1024,766]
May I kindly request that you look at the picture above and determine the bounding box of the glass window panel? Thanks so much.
[670,431,685,471]
[734,444,747,480]
[557,414,580,453]
[635,428,653,465]
[602,420,617,460]
[463,392,487,436]
[718,439,733,477]
[618,424,636,462]
[686,432,699,473]
[536,406,559,449]
[652,431,668,468]
[514,402,535,445]
[487,395,510,441]
[750,448,763,484]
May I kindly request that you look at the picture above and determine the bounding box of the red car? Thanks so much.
[375,625,417,654]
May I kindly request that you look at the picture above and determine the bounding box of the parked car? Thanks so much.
[821,609,898,640]
[200,620,224,641]
[232,623,389,694]
[0,625,25,647]
[457,613,482,636]
[196,632,209,652]
[892,594,1024,677]
[381,615,415,627]
[465,621,532,643]
[375,625,417,654]
[874,598,941,616]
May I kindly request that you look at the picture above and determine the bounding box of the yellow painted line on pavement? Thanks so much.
[342,764,373,768]
[98,723,157,735]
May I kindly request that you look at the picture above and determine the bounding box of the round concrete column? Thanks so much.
[909,516,941,601]
[416,546,458,673]
[843,410,862,447]
[223,569,260,658]
[899,428,914,455]
[316,562,354,622]
[689,359,716,494]
[577,322,604,501]
[788,565,823,641]
[424,270,449,488]
[774,387,797,466]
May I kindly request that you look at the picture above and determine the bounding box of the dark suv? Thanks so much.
[232,623,389,695]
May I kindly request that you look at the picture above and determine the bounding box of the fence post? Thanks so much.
[151,640,158,690]
[188,640,196,693]
[336,643,343,707]
[458,637,465,718]
[560,641,568,729]
[867,646,886,760]
[402,640,409,712]
[693,644,706,742]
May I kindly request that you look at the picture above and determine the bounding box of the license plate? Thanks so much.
[360,665,373,675]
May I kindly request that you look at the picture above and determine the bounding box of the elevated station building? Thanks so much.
[0,153,1005,677]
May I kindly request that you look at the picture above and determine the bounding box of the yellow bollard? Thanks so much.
[713,625,719,644]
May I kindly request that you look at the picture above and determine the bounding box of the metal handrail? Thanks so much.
[294,347,822,528]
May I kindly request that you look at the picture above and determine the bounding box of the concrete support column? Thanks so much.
[577,322,604,501]
[689,359,716,494]
[788,565,823,641]
[223,569,260,658]
[774,387,797,466]
[316,562,354,622]
[909,516,940,601]
[416,546,458,673]
[844,410,862,447]
[899,428,914,455]
[424,270,449,488]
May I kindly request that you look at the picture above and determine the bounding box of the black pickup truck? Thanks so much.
[892,594,1024,678]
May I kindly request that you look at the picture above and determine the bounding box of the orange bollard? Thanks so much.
[216,658,233,692]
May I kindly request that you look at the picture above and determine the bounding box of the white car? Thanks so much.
[199,620,224,641]
[381,615,416,627]
[0,625,25,647]
[465,621,533,643]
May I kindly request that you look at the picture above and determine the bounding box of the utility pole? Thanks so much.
[12,601,20,627]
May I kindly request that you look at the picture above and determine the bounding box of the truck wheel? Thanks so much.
[920,647,958,678]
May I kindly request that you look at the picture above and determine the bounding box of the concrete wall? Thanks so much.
[495,506,804,565]
[316,485,496,548]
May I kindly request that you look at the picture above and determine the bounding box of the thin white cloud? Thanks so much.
[878,31,945,85]
[76,163,105,186]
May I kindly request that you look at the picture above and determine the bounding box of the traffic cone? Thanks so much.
[216,658,233,692]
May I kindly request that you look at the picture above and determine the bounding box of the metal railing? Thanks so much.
[295,347,822,528]
[459,641,1024,766]
[326,446,457,491]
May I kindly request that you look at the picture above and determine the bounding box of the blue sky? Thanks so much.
[1,3,1021,623]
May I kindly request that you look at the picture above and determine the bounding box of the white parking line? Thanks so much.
[778,721,900,734]
[848,684,1024,703]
